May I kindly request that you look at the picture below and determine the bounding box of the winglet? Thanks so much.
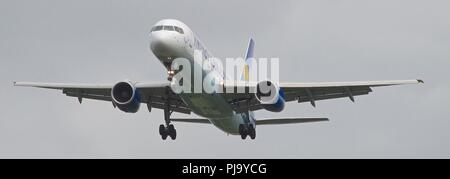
[417,79,424,83]
[13,81,16,86]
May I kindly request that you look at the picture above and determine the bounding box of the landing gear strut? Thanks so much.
[239,124,256,140]
[159,89,177,140]
[159,108,177,140]
[167,69,175,81]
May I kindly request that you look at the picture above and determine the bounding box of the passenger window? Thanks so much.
[152,26,163,31]
[174,26,184,34]
[164,26,175,31]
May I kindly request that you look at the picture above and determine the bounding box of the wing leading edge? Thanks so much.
[13,81,192,114]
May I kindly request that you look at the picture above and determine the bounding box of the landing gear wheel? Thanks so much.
[239,124,247,140]
[239,124,244,135]
[159,124,165,136]
[241,133,247,140]
[249,125,256,140]
[168,124,177,140]
[239,124,256,140]
[159,124,169,140]
[161,133,168,140]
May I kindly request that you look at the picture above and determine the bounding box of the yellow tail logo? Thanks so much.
[243,64,249,81]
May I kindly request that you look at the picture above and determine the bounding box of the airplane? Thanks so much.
[14,19,423,140]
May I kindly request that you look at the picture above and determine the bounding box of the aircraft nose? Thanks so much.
[149,31,185,63]
[150,32,172,53]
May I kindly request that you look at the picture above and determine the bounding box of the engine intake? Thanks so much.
[111,81,141,113]
[255,81,285,112]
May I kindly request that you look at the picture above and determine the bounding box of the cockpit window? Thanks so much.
[174,26,184,34]
[164,26,175,31]
[152,26,163,32]
[152,25,184,34]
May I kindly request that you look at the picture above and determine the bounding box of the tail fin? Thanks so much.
[241,38,255,81]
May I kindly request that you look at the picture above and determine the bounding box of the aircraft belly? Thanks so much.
[209,116,243,135]
[180,93,233,118]
[179,93,243,134]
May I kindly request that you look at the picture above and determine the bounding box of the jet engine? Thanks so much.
[111,81,141,113]
[255,80,285,112]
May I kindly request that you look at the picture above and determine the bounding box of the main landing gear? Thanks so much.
[159,85,177,140]
[239,124,256,140]
[159,124,176,140]
[159,104,176,140]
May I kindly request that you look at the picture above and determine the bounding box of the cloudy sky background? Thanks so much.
[1,0,449,158]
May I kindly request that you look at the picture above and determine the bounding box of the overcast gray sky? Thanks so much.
[1,0,449,158]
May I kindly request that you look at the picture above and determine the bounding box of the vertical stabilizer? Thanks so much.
[242,38,255,81]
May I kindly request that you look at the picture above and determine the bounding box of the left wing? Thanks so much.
[13,81,192,114]
[224,79,423,112]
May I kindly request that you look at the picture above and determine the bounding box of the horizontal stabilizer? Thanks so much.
[256,117,329,125]
[170,118,211,124]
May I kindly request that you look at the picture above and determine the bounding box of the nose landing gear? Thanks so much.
[167,70,175,81]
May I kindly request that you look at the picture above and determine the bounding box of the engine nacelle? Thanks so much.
[111,81,141,113]
[255,81,285,112]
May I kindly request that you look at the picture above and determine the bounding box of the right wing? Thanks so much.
[281,79,423,106]
[13,81,192,114]
[223,79,423,112]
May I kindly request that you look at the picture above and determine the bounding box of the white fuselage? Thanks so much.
[149,19,255,135]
